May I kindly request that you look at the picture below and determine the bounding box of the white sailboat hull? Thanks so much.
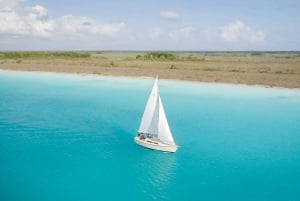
[134,136,178,153]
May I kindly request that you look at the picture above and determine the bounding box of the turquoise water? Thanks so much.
[0,70,300,201]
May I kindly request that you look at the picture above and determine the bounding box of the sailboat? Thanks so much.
[134,77,178,153]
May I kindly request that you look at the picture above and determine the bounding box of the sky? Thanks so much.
[0,0,299,51]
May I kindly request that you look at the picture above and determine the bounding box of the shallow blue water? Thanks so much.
[0,70,300,201]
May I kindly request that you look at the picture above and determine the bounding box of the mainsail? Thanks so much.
[138,78,159,134]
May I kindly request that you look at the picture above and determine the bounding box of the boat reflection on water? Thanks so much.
[135,152,177,199]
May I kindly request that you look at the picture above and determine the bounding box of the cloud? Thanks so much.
[168,26,193,39]
[159,11,180,21]
[0,1,55,37]
[0,0,125,39]
[56,15,125,37]
[0,0,20,9]
[220,20,265,43]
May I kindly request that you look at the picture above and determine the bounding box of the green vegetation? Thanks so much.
[0,51,91,59]
[135,54,143,59]
[137,51,178,61]
[109,61,116,67]
[169,64,177,69]
[136,51,208,61]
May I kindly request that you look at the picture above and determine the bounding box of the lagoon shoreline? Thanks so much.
[1,68,299,91]
[0,51,299,89]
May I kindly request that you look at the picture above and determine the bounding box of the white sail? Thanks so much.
[158,96,175,144]
[138,78,175,145]
[147,95,159,135]
[138,78,159,134]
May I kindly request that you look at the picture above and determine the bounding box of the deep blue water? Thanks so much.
[0,70,300,201]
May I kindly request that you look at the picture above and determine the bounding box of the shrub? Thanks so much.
[110,61,116,67]
[136,55,142,59]
[169,64,177,69]
[142,51,177,61]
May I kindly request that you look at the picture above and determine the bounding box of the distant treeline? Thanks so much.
[136,51,177,60]
[0,51,91,59]
[136,51,202,61]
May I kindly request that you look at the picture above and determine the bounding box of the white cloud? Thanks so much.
[168,26,193,39]
[31,5,48,17]
[56,15,125,37]
[0,0,125,39]
[0,0,20,9]
[159,11,180,21]
[220,20,265,43]
[0,3,55,37]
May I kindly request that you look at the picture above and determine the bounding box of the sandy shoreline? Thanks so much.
[0,63,299,89]
[1,68,300,92]
[0,51,299,89]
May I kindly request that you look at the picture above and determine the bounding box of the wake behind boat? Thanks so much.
[134,77,178,153]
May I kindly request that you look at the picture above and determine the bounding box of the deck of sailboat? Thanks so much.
[134,136,178,153]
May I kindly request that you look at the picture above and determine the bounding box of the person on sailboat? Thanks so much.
[139,132,145,140]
